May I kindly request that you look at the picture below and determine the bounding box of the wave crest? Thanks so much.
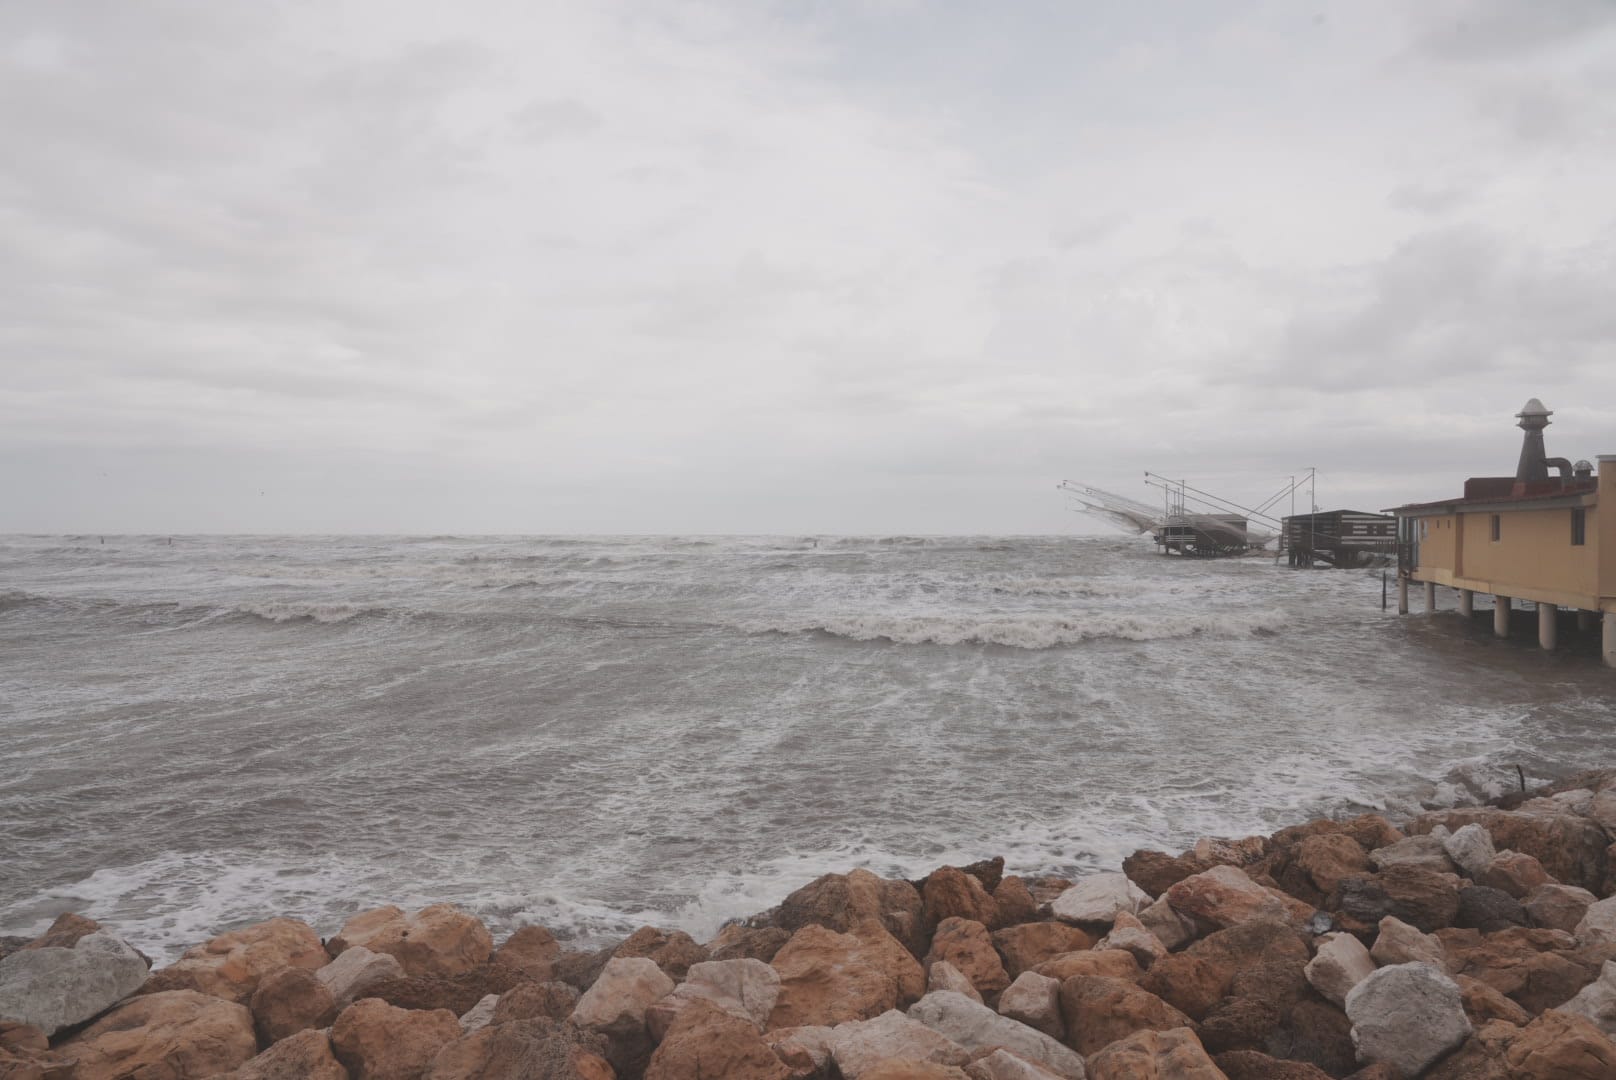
[745,609,1287,648]
[228,601,381,624]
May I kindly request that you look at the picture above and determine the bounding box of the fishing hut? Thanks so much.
[1388,398,1616,666]
[1281,510,1397,568]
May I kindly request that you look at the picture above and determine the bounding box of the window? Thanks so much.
[1491,514,1501,542]
[1573,508,1587,546]
[1420,521,1428,540]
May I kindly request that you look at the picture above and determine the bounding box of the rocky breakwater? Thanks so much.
[11,774,1616,1077]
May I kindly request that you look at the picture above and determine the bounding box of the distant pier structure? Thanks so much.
[1280,510,1396,568]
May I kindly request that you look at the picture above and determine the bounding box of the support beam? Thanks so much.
[1459,589,1474,617]
[1398,577,1409,615]
[1424,581,1437,612]
[1578,609,1596,632]
[1539,603,1557,651]
[1605,612,1616,669]
[1494,596,1510,638]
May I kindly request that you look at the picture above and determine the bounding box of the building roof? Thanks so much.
[1386,476,1597,515]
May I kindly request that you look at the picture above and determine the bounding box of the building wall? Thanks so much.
[1413,514,1458,573]
[1458,506,1598,597]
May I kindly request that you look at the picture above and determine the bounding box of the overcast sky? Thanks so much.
[4,1,1614,533]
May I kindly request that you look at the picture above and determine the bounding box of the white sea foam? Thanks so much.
[744,608,1288,648]
[228,601,380,624]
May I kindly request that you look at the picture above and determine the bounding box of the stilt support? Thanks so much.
[1604,612,1616,668]
[1494,596,1510,638]
[1459,589,1474,617]
[1424,581,1437,612]
[1539,603,1557,651]
[1397,577,1409,615]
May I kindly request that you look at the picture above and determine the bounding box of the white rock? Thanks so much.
[571,956,674,1034]
[996,972,1062,1039]
[1591,790,1616,836]
[0,931,150,1037]
[1136,894,1193,952]
[1442,823,1497,879]
[828,1009,969,1079]
[1305,933,1376,1007]
[1344,962,1472,1076]
[1522,883,1598,933]
[1049,873,1149,926]
[1576,896,1616,948]
[1369,916,1446,970]
[1369,835,1457,874]
[968,1048,1070,1080]
[1552,788,1597,816]
[1558,959,1616,1037]
[1095,912,1167,969]
[909,990,1085,1079]
[764,1025,835,1074]
[458,993,499,1032]
[927,960,983,1003]
[315,945,405,1009]
[645,957,780,1041]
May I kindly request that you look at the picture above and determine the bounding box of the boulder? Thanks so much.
[426,1017,613,1080]
[991,924,1095,980]
[1503,1009,1616,1078]
[1343,962,1471,1076]
[1578,895,1616,947]
[0,930,150,1037]
[927,961,983,1003]
[710,924,793,964]
[829,1008,970,1079]
[349,962,529,1017]
[62,989,258,1080]
[1136,895,1195,952]
[1095,912,1167,969]
[1456,885,1529,933]
[1193,836,1268,868]
[763,1024,835,1076]
[19,913,102,952]
[458,994,499,1033]
[230,1027,348,1080]
[249,965,337,1045]
[611,926,709,981]
[1032,950,1141,983]
[965,1048,1069,1080]
[316,946,406,1009]
[1478,851,1551,898]
[0,1020,73,1080]
[644,1000,792,1080]
[1411,807,1609,893]
[1303,933,1374,1008]
[644,956,779,1041]
[1455,974,1531,1026]
[1368,915,1446,970]
[1558,957,1616,1037]
[996,971,1063,1039]
[770,925,925,1029]
[330,905,493,980]
[1367,835,1458,875]
[1138,922,1309,1021]
[1165,866,1312,934]
[331,997,461,1080]
[1291,834,1371,897]
[1334,864,1462,933]
[1263,999,1356,1078]
[1051,874,1149,927]
[1442,823,1497,878]
[143,918,326,1004]
[1122,850,1207,899]
[1438,925,1593,1014]
[775,870,929,957]
[572,956,674,1034]
[994,878,1040,927]
[908,990,1084,1078]
[923,868,1001,931]
[492,925,560,981]
[860,1062,971,1080]
[925,919,1009,1003]
[1212,1049,1332,1079]
[1523,882,1596,933]
[491,980,578,1024]
[1057,975,1195,1058]
[1085,1027,1223,1080]
[1195,994,1279,1055]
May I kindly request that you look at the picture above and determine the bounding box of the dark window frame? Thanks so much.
[1491,514,1501,542]
[1572,508,1587,546]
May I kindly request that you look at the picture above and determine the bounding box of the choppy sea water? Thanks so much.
[2,534,1611,962]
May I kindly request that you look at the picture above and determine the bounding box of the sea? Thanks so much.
[2,534,1611,963]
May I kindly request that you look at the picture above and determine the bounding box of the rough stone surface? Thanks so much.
[860,1062,972,1080]
[316,946,406,1009]
[1213,1049,1332,1079]
[425,1017,613,1080]
[1195,995,1279,1055]
[1085,1027,1223,1080]
[1292,834,1372,897]
[1368,915,1446,970]
[1123,850,1208,899]
[1367,835,1457,875]
[1051,874,1150,927]
[1334,864,1462,933]
[330,997,462,1080]
[1455,886,1529,933]
[777,869,927,955]
[331,905,494,980]
[1503,1009,1616,1079]
[1343,962,1472,1076]
[352,962,529,1017]
[644,1000,792,1080]
[571,956,675,1034]
[1443,823,1498,878]
[1478,851,1552,898]
[1455,974,1531,1027]
[994,878,1040,927]
[1165,866,1312,933]
[927,960,983,1003]
[1303,933,1375,1008]
[492,925,560,981]
[709,923,793,964]
[1095,912,1167,970]
[20,914,102,952]
[770,925,925,1029]
[1031,950,1141,984]
[1577,895,1616,948]
[764,1024,835,1076]
[611,926,709,982]
[1523,882,1596,933]
[829,1008,971,1080]
[924,868,1002,931]
[908,990,1085,1079]
[1138,921,1309,1021]
[1439,925,1593,1014]
[965,1048,1069,1080]
[141,918,327,1005]
[1058,975,1195,1058]
[1412,807,1609,894]
[1136,895,1195,953]
[230,1028,349,1080]
[991,924,1095,980]
[249,965,337,1045]
[457,993,499,1033]
[1559,958,1616,1037]
[996,971,1063,1039]
[645,956,780,1041]
[62,989,258,1080]
[925,919,1010,1002]
[0,930,151,1037]
[491,980,579,1025]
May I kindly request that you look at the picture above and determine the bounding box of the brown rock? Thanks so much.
[229,1028,348,1080]
[1333,864,1462,933]
[1438,926,1594,1014]
[1097,911,1169,970]
[331,905,494,980]
[491,980,579,1024]
[1213,1049,1331,1079]
[1341,814,1403,851]
[1123,850,1209,899]
[1166,867,1314,934]
[1291,835,1370,898]
[62,989,258,1080]
[770,925,925,1028]
[1478,851,1552,898]
[1455,974,1530,1026]
[20,913,101,951]
[1424,1018,1517,1080]
[925,919,1010,1003]
[249,965,337,1045]
[764,1025,835,1077]
[1522,882,1596,933]
[141,918,327,1005]
[1411,807,1610,893]
[926,960,983,1002]
[644,1000,790,1079]
[359,961,531,1016]
[493,926,560,981]
[611,926,708,981]
[991,924,1095,980]
[775,870,927,956]
[1262,999,1356,1079]
[425,1017,613,1080]
[923,868,1001,931]
[1032,949,1141,983]
[992,878,1039,927]
[1138,922,1309,1021]
[1057,975,1196,1057]
[1085,1027,1222,1079]
[860,1062,971,1080]
[709,924,793,964]
[1504,1009,1616,1078]
[1197,995,1280,1054]
[0,1022,72,1080]
[331,997,462,1080]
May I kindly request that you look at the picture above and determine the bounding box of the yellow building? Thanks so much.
[1389,399,1615,666]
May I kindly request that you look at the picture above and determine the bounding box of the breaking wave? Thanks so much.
[226,601,384,624]
[744,609,1288,648]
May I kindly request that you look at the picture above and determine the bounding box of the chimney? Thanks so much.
[1514,398,1552,484]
